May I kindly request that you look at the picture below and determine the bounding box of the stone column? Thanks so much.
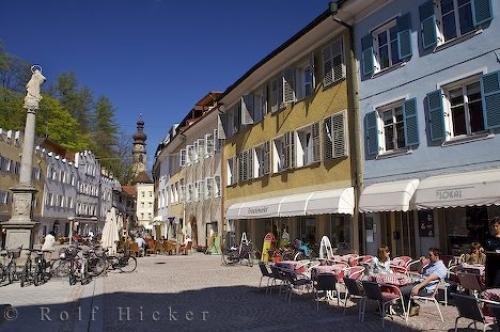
[1,66,45,250]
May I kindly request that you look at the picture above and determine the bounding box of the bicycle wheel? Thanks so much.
[120,256,137,273]
[89,257,109,277]
[7,264,16,284]
[33,266,43,286]
[282,251,294,261]
[51,259,72,278]
[247,252,254,267]
[294,252,304,261]
[221,249,233,266]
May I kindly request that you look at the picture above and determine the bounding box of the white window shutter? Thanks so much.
[248,149,254,179]
[263,141,270,175]
[283,69,296,104]
[241,94,254,125]
[324,117,333,160]
[332,36,345,82]
[214,175,221,197]
[322,45,333,86]
[312,122,320,162]
[332,111,348,158]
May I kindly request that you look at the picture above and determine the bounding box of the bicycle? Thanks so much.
[221,241,257,267]
[86,246,109,277]
[104,247,137,273]
[0,247,21,285]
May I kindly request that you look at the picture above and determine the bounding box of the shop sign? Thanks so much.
[435,188,462,200]
[247,206,269,215]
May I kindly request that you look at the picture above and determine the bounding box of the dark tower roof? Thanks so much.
[133,114,147,143]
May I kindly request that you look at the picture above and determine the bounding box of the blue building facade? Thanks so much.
[354,0,500,256]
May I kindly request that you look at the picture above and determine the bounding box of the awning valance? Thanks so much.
[359,179,419,213]
[225,187,354,220]
[414,169,500,209]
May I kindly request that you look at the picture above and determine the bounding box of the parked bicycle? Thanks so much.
[104,247,137,273]
[20,248,51,287]
[0,247,21,285]
[221,241,257,267]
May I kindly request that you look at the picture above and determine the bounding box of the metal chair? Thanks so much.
[457,272,484,297]
[268,265,286,295]
[361,281,405,326]
[406,280,443,322]
[282,268,312,303]
[258,262,274,294]
[452,293,496,332]
[313,273,338,310]
[343,277,366,321]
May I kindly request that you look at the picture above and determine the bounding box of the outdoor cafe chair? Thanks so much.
[361,281,405,326]
[343,277,366,321]
[282,268,312,303]
[457,272,485,297]
[452,293,496,332]
[313,273,339,310]
[258,262,275,294]
[390,256,412,274]
[406,279,443,323]
[269,265,286,295]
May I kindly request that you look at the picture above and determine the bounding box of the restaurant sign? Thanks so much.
[435,186,473,201]
[247,207,269,215]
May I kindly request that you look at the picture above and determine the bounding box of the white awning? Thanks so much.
[280,192,314,217]
[415,169,500,209]
[225,187,354,220]
[306,187,355,215]
[359,179,420,213]
[226,202,244,219]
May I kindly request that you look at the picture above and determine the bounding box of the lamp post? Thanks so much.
[1,65,46,250]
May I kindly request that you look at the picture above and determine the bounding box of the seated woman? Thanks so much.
[371,245,392,274]
[465,242,486,265]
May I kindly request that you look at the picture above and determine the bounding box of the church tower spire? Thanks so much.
[132,114,147,176]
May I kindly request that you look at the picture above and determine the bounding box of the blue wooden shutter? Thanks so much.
[403,98,419,146]
[472,0,493,26]
[426,90,445,142]
[397,13,412,59]
[364,111,379,158]
[481,71,500,129]
[361,34,374,77]
[419,1,437,49]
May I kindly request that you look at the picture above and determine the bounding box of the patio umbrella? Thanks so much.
[101,208,119,255]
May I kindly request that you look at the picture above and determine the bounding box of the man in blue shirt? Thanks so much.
[400,248,448,303]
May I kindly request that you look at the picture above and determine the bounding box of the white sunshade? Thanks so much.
[306,187,355,215]
[415,168,500,209]
[225,187,355,220]
[359,179,420,213]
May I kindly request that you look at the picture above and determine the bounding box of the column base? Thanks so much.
[1,220,38,250]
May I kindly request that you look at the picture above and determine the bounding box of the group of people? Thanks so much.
[132,234,192,256]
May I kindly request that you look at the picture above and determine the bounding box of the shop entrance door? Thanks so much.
[394,212,416,257]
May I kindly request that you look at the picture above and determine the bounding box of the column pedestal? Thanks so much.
[1,186,38,250]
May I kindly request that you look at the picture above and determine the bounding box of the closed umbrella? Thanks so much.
[101,208,119,255]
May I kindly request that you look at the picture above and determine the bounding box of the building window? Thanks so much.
[141,191,145,198]
[149,191,152,197]
[380,103,406,152]
[296,125,314,168]
[141,213,144,219]
[296,56,315,100]
[269,77,280,113]
[253,142,270,178]
[444,77,484,138]
[322,36,345,86]
[373,20,402,71]
[437,0,475,43]
[0,191,9,205]
[214,175,221,197]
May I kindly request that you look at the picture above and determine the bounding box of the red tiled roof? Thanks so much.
[122,186,137,198]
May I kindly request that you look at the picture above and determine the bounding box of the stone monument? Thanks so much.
[1,65,46,250]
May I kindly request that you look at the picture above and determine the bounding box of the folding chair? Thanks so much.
[362,281,405,326]
[406,280,443,322]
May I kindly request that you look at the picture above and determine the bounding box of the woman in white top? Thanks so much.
[371,245,392,274]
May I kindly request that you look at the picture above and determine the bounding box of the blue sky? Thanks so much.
[0,0,328,168]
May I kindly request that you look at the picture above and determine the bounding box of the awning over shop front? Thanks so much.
[414,169,500,209]
[225,187,354,220]
[359,179,420,213]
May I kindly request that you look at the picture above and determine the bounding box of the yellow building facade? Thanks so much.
[220,11,361,253]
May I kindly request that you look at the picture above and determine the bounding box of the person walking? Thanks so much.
[42,231,56,261]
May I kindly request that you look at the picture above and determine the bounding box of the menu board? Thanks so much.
[418,210,434,237]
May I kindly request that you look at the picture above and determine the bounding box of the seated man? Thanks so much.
[400,248,448,303]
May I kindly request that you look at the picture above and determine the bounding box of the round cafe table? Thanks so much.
[275,261,307,274]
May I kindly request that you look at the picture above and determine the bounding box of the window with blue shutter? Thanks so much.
[481,70,500,129]
[419,1,438,49]
[364,111,379,158]
[361,34,374,77]
[403,98,419,146]
[472,0,493,26]
[426,90,446,142]
[397,13,412,59]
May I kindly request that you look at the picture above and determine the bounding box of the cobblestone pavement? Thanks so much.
[0,254,494,332]
[101,254,487,332]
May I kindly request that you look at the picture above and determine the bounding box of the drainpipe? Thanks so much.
[329,1,364,253]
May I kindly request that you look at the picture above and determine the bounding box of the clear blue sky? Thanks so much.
[0,0,328,168]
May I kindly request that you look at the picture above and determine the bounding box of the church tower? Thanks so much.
[132,115,147,177]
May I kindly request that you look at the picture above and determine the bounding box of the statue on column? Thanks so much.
[23,65,46,111]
